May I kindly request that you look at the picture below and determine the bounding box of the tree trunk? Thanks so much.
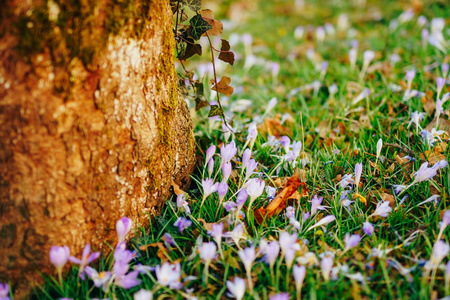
[0,0,195,297]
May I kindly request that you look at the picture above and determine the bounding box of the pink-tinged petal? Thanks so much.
[69,256,82,265]
[86,252,101,264]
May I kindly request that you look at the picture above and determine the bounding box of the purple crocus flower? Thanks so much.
[49,245,70,273]
[238,246,257,273]
[162,232,176,247]
[370,201,392,218]
[247,123,258,149]
[246,178,265,201]
[209,223,224,257]
[85,266,112,291]
[0,283,10,300]
[116,217,132,244]
[236,189,248,211]
[293,265,306,295]
[218,182,229,203]
[69,244,101,279]
[269,293,290,300]
[222,162,232,182]
[279,231,301,269]
[280,136,291,153]
[199,242,217,264]
[205,145,216,163]
[155,263,182,289]
[263,241,280,268]
[425,240,450,270]
[363,222,374,236]
[412,162,438,184]
[223,201,237,212]
[134,289,153,300]
[344,233,361,252]
[242,148,251,168]
[320,252,335,281]
[226,277,246,300]
[207,158,214,177]
[224,224,245,247]
[176,193,190,215]
[245,159,258,181]
[437,77,446,96]
[307,215,336,232]
[354,163,363,188]
[311,195,325,215]
[174,217,192,232]
[286,206,295,219]
[201,178,219,206]
[221,141,237,166]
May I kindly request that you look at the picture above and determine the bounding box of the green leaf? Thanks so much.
[208,105,223,117]
[189,15,212,40]
[185,0,201,12]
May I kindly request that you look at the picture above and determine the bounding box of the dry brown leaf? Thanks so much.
[258,116,293,137]
[255,172,308,223]
[200,9,223,36]
[171,180,185,195]
[197,218,214,231]
[380,192,395,208]
[211,76,234,97]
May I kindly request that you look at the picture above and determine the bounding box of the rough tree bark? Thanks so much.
[0,0,195,297]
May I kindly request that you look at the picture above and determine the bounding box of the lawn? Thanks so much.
[11,0,450,299]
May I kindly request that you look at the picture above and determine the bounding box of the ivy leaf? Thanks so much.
[185,0,202,12]
[200,9,223,36]
[218,39,235,66]
[190,14,212,40]
[178,41,202,60]
[195,97,208,111]
[208,105,223,117]
[195,82,204,97]
[131,235,157,249]
[211,76,234,97]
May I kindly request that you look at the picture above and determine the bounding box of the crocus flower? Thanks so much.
[222,162,232,182]
[269,293,290,300]
[320,252,335,281]
[437,77,446,99]
[405,70,415,89]
[407,111,426,131]
[354,163,363,189]
[424,240,450,271]
[437,210,450,241]
[201,178,219,207]
[363,222,374,236]
[236,189,248,211]
[238,246,257,273]
[307,215,336,232]
[293,265,306,296]
[349,48,357,70]
[245,159,258,181]
[343,233,361,252]
[207,158,214,177]
[412,162,438,185]
[134,289,153,300]
[205,145,216,163]
[218,182,229,203]
[155,263,182,289]
[311,195,325,215]
[279,231,301,269]
[223,201,237,212]
[199,242,217,264]
[286,206,296,219]
[224,224,246,247]
[296,252,319,267]
[338,174,354,189]
[49,245,70,273]
[376,138,383,162]
[209,223,224,258]
[242,148,251,168]
[370,201,392,218]
[246,178,265,215]
[116,217,132,244]
[247,123,258,150]
[226,277,246,300]
[360,50,375,79]
[263,241,280,268]
[85,266,112,291]
[220,141,237,166]
[174,217,192,233]
[0,283,10,300]
[265,97,278,115]
[69,244,101,279]
[176,193,190,215]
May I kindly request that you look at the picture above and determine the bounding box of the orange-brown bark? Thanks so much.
[0,0,195,297]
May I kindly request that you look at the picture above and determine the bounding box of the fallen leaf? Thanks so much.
[353,193,367,208]
[380,192,396,208]
[172,180,185,195]
[258,116,293,137]
[255,172,308,223]
[198,218,214,231]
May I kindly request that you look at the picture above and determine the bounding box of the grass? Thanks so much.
[30,0,450,299]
